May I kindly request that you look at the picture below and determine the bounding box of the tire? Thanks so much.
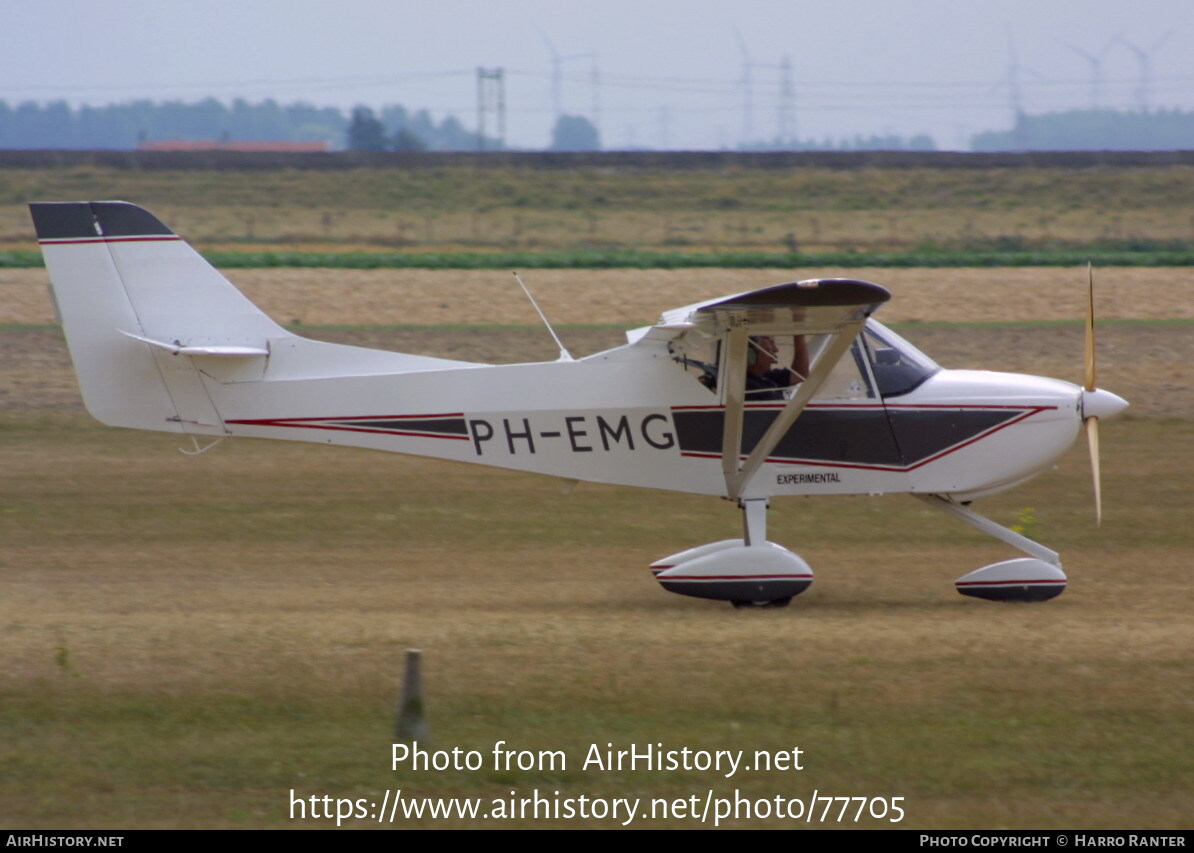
[731,597,792,610]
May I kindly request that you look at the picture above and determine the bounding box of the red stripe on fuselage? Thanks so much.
[956,579,1066,587]
[229,413,464,423]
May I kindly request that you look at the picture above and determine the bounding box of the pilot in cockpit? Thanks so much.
[745,335,809,400]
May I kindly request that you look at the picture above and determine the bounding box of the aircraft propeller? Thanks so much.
[1079,263,1129,525]
[1085,263,1102,524]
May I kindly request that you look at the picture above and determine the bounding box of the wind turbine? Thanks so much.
[1061,37,1117,110]
[1115,31,1174,110]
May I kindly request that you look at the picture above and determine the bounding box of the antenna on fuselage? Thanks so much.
[513,271,573,362]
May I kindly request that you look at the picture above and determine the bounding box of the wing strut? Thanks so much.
[720,325,749,489]
[659,278,890,502]
[723,318,866,499]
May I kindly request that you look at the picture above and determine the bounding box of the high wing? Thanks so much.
[654,279,890,499]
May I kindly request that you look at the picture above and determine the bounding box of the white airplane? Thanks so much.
[30,201,1128,609]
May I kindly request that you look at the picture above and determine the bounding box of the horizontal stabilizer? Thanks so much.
[119,330,270,357]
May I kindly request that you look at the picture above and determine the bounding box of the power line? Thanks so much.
[476,67,505,151]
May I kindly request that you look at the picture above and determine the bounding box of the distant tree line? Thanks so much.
[16,99,1192,153]
[0,99,343,149]
[972,109,1194,151]
[738,133,937,152]
[0,99,499,151]
[548,115,601,151]
[346,105,500,152]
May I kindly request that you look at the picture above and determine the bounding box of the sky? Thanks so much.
[3,0,1193,150]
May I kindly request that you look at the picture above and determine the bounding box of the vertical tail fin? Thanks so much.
[30,201,289,434]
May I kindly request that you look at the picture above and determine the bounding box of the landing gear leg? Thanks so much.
[729,498,793,609]
[741,497,768,547]
[915,494,1060,564]
[916,494,1067,601]
[650,498,814,607]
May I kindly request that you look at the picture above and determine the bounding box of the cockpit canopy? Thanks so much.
[673,318,939,402]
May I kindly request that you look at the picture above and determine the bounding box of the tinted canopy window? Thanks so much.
[862,322,939,397]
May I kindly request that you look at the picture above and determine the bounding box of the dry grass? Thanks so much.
[2,261,1191,828]
[2,418,1191,828]
[5,265,1194,327]
[5,265,1192,419]
[4,163,1194,251]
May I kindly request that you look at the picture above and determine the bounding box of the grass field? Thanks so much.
[2,414,1191,829]
[2,159,1190,828]
[3,163,1194,252]
[2,256,1191,827]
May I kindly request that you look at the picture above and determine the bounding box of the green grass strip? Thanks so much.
[5,248,1194,269]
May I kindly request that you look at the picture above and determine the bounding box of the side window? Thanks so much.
[670,333,721,394]
[673,330,912,402]
[675,332,877,401]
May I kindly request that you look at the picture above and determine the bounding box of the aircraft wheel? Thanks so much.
[731,597,792,610]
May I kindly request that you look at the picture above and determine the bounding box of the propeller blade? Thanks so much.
[1084,262,1097,392]
[1085,415,1102,526]
[1084,264,1104,524]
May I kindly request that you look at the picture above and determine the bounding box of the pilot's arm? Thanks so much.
[790,335,809,382]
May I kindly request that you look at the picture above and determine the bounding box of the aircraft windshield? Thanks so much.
[861,321,940,397]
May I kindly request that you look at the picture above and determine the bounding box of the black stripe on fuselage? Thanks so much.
[225,414,470,440]
[886,408,1029,465]
[331,418,469,436]
[672,405,1033,469]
